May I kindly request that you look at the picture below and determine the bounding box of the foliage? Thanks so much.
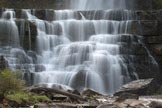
[0,69,51,107]
[0,69,25,97]
[6,92,51,105]
[154,0,162,9]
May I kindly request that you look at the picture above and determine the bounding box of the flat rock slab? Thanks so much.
[114,78,159,96]
[35,103,97,108]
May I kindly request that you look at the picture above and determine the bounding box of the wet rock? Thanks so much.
[156,86,162,94]
[5,98,30,108]
[71,89,81,96]
[27,51,37,63]
[28,84,84,101]
[136,10,157,21]
[34,10,46,20]
[150,44,162,55]
[127,63,159,79]
[82,89,102,97]
[145,36,162,44]
[149,101,162,108]
[134,0,152,10]
[115,93,139,102]
[131,21,158,36]
[35,103,97,108]
[120,43,148,55]
[97,104,119,108]
[0,55,8,71]
[35,64,46,72]
[32,83,75,93]
[51,94,68,102]
[15,20,37,51]
[114,78,159,96]
[123,99,146,108]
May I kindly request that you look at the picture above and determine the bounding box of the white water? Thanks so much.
[0,1,158,95]
[0,9,34,72]
[20,9,135,94]
[69,0,126,10]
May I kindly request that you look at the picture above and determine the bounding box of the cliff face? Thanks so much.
[0,0,65,9]
[0,0,161,83]
[0,0,160,10]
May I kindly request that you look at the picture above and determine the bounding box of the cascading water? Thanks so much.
[0,9,34,72]
[20,9,135,94]
[69,0,127,10]
[0,0,158,95]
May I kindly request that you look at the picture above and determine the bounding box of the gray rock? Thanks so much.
[149,101,162,108]
[0,55,8,71]
[97,104,119,108]
[115,93,139,102]
[114,78,159,96]
[82,89,102,97]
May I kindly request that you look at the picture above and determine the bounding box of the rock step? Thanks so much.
[1,9,161,21]
[34,103,97,108]
[0,19,159,37]
[0,19,159,52]
[14,19,159,36]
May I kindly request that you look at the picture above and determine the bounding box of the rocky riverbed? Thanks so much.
[1,78,162,108]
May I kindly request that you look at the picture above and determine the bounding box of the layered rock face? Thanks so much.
[0,0,161,95]
[0,0,156,10]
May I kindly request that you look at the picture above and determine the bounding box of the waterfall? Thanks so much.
[69,0,126,10]
[0,0,158,95]
[19,9,135,94]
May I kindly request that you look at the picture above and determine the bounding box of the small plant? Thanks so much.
[6,92,51,105]
[0,69,25,98]
[154,0,162,9]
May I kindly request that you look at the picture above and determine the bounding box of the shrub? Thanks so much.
[6,92,51,105]
[0,69,25,97]
[154,0,162,9]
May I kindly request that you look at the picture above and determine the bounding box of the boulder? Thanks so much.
[28,84,84,101]
[122,99,146,108]
[114,78,159,96]
[149,101,162,108]
[33,83,74,93]
[115,93,139,102]
[34,64,46,72]
[82,89,102,97]
[131,21,158,36]
[145,36,162,44]
[0,55,8,71]
[150,44,162,55]
[97,104,119,108]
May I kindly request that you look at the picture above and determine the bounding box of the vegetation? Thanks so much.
[0,0,59,9]
[0,69,51,107]
[0,69,24,98]
[6,92,51,104]
[153,0,162,9]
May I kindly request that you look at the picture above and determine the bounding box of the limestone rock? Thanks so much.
[97,104,119,108]
[114,78,159,96]
[28,84,84,101]
[82,89,102,97]
[0,55,8,71]
[151,44,162,55]
[149,101,162,108]
[115,93,139,102]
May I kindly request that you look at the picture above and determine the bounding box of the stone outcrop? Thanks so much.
[0,55,8,70]
[114,79,159,96]
[149,101,162,108]
[0,0,156,10]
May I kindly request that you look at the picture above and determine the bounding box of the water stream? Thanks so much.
[0,0,158,94]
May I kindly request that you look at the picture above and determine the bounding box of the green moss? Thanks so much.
[6,92,52,105]
[154,0,162,9]
[0,69,25,97]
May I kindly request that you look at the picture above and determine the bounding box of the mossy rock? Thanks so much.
[6,92,52,107]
